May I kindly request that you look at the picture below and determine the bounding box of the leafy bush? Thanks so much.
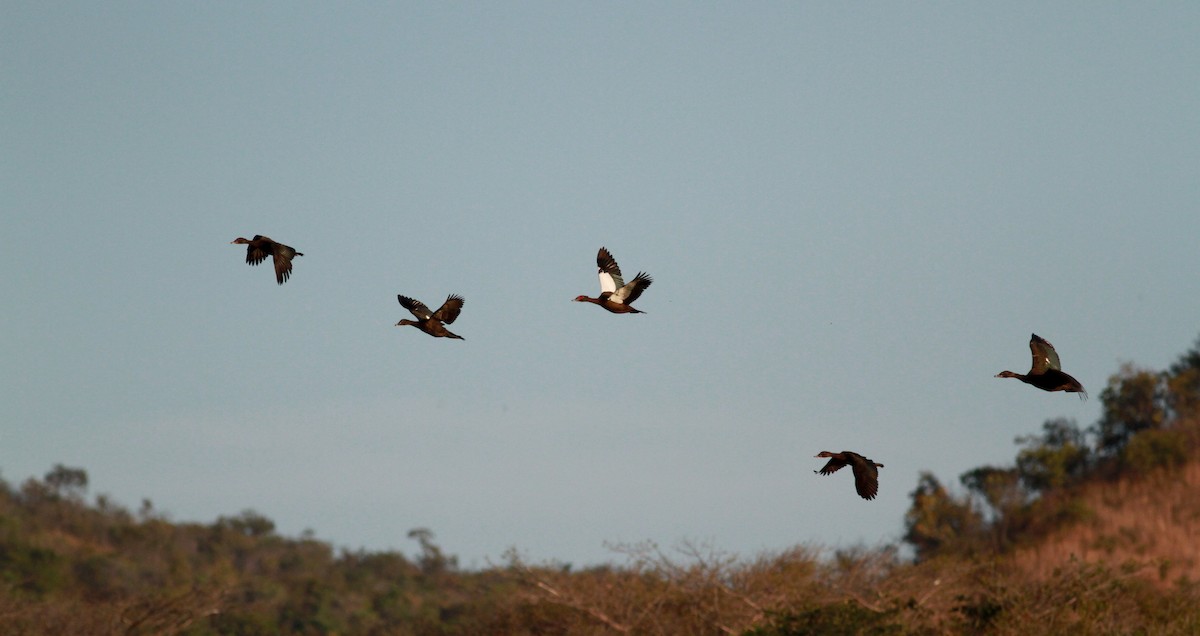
[1121,428,1189,475]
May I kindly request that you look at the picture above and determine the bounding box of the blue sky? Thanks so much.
[3,2,1198,566]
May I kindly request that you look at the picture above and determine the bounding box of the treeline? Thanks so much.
[0,466,517,633]
[2,337,1200,634]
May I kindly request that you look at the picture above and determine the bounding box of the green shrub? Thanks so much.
[1122,428,1189,475]
[0,542,66,597]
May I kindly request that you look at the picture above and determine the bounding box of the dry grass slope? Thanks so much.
[1015,461,1200,586]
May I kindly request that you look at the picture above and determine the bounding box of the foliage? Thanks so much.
[0,470,511,635]
[960,466,1026,551]
[1014,418,1091,493]
[1167,335,1200,420]
[1093,364,1168,457]
[43,465,88,500]
[2,453,1200,635]
[1121,428,1189,475]
[902,473,983,560]
[3,334,1200,633]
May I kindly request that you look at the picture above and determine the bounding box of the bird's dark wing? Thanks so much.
[816,456,847,476]
[244,236,271,266]
[597,247,625,293]
[398,295,434,320]
[271,244,299,285]
[841,453,881,500]
[1029,334,1062,374]
[275,242,300,259]
[433,295,465,324]
[852,461,880,500]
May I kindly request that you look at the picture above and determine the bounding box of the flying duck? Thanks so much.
[230,235,303,285]
[996,333,1087,399]
[573,247,653,314]
[396,294,466,340]
[814,451,884,500]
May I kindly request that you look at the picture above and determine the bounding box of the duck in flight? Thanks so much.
[573,247,653,314]
[814,451,884,500]
[230,235,303,285]
[996,333,1087,399]
[395,294,466,340]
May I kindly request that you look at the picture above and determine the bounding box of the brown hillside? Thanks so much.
[1014,460,1200,585]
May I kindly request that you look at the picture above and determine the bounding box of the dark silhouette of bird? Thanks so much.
[996,333,1087,399]
[230,235,303,285]
[814,451,884,500]
[395,294,465,340]
[573,247,653,314]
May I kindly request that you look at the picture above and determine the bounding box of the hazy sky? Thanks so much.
[4,2,1198,566]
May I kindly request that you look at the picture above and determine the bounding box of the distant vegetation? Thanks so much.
[5,337,1200,634]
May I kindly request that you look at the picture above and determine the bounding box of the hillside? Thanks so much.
[1014,460,1200,584]
[3,337,1200,634]
[4,462,1200,635]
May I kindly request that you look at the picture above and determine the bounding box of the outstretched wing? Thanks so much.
[433,295,465,324]
[244,235,271,266]
[271,243,300,285]
[1029,333,1062,374]
[845,454,881,500]
[815,456,847,476]
[612,272,653,304]
[596,247,625,294]
[853,463,880,500]
[398,295,434,320]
